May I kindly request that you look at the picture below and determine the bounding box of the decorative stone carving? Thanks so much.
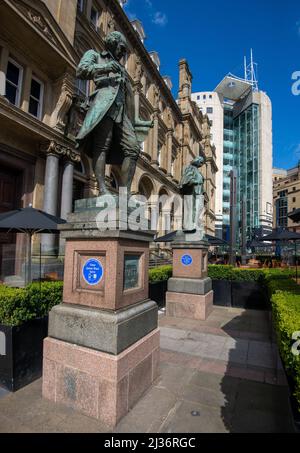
[42,141,81,163]
[166,107,174,130]
[65,96,86,139]
[108,15,116,32]
[153,86,160,110]
[134,56,144,83]
[52,73,75,132]
[14,0,58,46]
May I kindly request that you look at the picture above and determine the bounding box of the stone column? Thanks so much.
[166,130,173,177]
[0,46,9,97]
[59,160,74,254]
[60,161,74,220]
[41,152,60,255]
[151,112,159,168]
[134,83,140,122]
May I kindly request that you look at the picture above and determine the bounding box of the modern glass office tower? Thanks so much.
[192,73,273,244]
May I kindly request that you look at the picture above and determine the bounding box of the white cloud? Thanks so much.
[297,20,300,35]
[152,11,168,26]
[145,0,153,7]
[128,11,137,20]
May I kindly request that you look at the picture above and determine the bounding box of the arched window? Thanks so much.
[138,175,154,200]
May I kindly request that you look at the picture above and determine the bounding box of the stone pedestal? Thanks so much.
[166,240,213,321]
[42,210,159,427]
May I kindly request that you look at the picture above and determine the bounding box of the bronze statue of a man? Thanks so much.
[179,156,206,233]
[76,31,151,195]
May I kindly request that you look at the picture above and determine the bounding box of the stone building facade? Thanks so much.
[0,0,217,280]
[273,164,300,233]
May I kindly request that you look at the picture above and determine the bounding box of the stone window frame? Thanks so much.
[77,0,85,13]
[90,5,100,31]
[29,74,44,121]
[6,57,24,108]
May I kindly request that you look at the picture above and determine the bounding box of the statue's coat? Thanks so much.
[75,49,135,163]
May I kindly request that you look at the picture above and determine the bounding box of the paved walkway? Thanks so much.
[0,307,295,433]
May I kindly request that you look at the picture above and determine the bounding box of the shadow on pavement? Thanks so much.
[220,310,294,433]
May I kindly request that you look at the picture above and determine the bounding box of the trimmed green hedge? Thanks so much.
[268,278,300,412]
[148,265,296,283]
[0,282,63,327]
[149,265,172,283]
[207,265,296,282]
[207,265,234,280]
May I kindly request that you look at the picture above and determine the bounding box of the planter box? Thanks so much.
[149,279,268,311]
[149,281,168,309]
[211,280,231,307]
[212,280,268,310]
[0,316,48,392]
[231,281,268,310]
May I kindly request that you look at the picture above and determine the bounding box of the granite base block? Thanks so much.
[168,277,212,295]
[48,300,158,355]
[42,329,160,427]
[166,291,213,321]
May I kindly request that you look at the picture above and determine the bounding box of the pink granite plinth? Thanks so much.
[63,238,149,311]
[166,291,213,321]
[172,248,208,279]
[43,329,160,427]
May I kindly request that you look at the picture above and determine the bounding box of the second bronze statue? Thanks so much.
[75,31,153,195]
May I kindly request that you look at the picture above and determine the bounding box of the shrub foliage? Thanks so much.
[0,282,63,327]
[268,277,300,412]
[149,265,173,283]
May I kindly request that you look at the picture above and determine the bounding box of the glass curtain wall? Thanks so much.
[222,104,234,232]
[234,104,260,242]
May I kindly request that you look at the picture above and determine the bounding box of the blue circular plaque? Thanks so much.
[181,255,193,266]
[82,259,103,285]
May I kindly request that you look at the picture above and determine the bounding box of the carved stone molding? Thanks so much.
[134,56,144,83]
[52,73,75,132]
[13,0,58,46]
[42,140,80,164]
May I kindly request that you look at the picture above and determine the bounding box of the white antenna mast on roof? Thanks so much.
[244,49,259,91]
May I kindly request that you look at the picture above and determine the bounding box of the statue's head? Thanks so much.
[191,156,205,168]
[105,31,127,61]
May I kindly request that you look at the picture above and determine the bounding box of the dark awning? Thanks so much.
[0,206,66,234]
[259,229,300,242]
[0,206,66,284]
[288,209,300,223]
[155,231,228,246]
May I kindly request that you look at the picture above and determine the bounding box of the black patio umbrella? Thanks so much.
[259,229,300,281]
[0,206,66,284]
[155,230,228,246]
[248,240,267,248]
[288,209,300,223]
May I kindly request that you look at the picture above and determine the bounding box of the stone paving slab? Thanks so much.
[0,307,294,433]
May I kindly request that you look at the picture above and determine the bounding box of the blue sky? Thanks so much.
[125,0,300,170]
